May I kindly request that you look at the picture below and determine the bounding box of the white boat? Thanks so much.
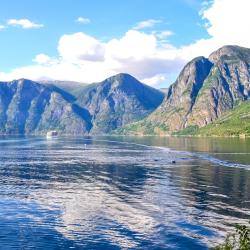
[46,130,58,138]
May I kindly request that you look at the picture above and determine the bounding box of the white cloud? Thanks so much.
[106,30,157,60]
[133,19,161,30]
[180,0,250,59]
[33,54,57,65]
[156,30,174,39]
[58,32,105,62]
[7,19,44,29]
[141,74,168,86]
[1,0,250,87]
[0,25,5,30]
[76,17,90,24]
[203,0,250,43]
[0,60,117,83]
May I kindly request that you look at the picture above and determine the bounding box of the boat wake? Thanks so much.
[74,138,250,170]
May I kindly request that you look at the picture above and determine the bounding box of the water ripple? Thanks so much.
[0,136,249,249]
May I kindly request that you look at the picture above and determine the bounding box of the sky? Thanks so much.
[0,0,249,88]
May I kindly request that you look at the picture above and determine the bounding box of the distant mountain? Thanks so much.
[40,80,88,98]
[76,73,164,134]
[119,45,250,135]
[0,79,91,135]
[0,74,164,135]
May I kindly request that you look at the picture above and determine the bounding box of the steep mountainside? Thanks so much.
[119,45,250,135]
[0,79,91,135]
[175,99,250,137]
[187,46,250,127]
[76,73,164,134]
[0,74,164,135]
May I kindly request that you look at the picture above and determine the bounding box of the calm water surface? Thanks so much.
[0,136,249,249]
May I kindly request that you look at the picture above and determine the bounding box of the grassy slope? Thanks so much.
[115,119,170,135]
[176,99,250,136]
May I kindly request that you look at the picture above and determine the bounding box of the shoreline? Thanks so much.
[0,133,249,139]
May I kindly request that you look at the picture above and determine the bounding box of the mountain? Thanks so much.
[0,74,164,135]
[75,73,164,134]
[119,45,250,135]
[0,79,91,135]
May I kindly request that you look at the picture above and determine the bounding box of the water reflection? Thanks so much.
[106,136,250,165]
[0,136,249,249]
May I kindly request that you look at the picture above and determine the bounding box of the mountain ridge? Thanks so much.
[0,73,164,135]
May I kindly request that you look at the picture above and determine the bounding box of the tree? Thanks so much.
[211,222,250,250]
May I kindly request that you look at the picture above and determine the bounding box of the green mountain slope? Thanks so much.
[176,100,250,137]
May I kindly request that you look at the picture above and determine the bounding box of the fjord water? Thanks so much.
[0,136,249,250]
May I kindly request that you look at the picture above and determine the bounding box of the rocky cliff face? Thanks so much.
[0,74,164,135]
[187,46,250,127]
[148,56,213,131]
[138,45,250,134]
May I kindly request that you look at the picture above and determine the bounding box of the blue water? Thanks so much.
[0,136,250,249]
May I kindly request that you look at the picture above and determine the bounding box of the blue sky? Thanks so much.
[0,0,249,87]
